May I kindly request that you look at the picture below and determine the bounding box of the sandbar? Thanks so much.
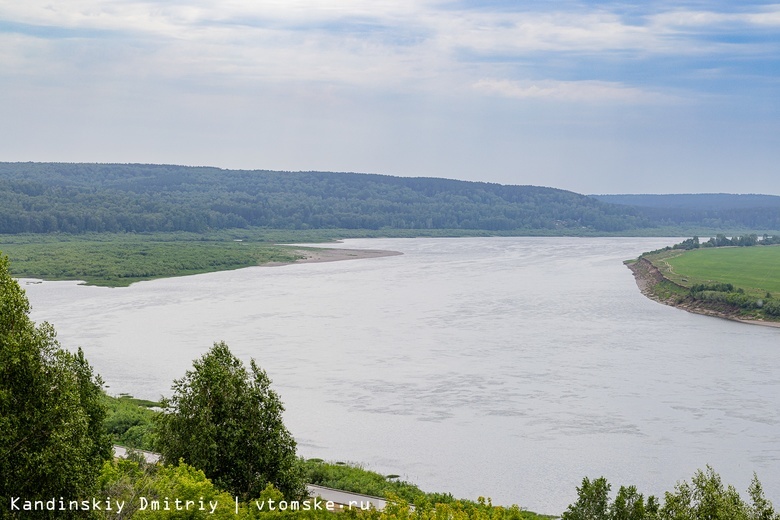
[264,247,402,266]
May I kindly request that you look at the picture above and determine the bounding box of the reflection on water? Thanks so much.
[24,237,780,515]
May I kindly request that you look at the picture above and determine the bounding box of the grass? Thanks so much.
[0,228,502,286]
[655,246,780,297]
[300,458,553,518]
[0,234,305,287]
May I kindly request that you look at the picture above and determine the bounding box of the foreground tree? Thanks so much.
[562,467,778,520]
[0,255,111,516]
[561,477,612,520]
[156,342,305,500]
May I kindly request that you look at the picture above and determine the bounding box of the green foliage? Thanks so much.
[99,456,238,519]
[0,254,112,518]
[104,394,159,450]
[639,244,780,321]
[2,238,302,287]
[344,495,549,520]
[673,236,700,250]
[300,459,451,505]
[592,194,780,231]
[561,467,778,520]
[561,477,613,520]
[660,466,749,520]
[155,342,305,501]
[0,162,657,234]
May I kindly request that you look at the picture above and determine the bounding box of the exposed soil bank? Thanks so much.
[627,257,780,328]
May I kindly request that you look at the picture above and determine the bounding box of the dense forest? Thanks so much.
[3,163,780,235]
[591,193,780,230]
[1,162,650,234]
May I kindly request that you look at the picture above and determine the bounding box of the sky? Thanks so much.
[1,1,779,195]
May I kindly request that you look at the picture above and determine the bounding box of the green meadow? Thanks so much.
[0,234,305,287]
[660,245,780,297]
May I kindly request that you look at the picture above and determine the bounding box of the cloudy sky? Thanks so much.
[1,1,779,194]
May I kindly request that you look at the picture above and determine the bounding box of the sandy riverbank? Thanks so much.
[627,257,780,328]
[265,247,403,266]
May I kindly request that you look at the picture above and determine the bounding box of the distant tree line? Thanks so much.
[669,234,780,251]
[592,194,780,230]
[0,162,657,234]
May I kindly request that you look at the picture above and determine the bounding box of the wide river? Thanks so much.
[22,237,780,515]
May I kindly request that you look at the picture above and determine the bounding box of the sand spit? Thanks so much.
[265,247,402,267]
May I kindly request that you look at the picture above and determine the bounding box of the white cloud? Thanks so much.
[650,5,780,28]
[472,78,673,104]
[0,0,776,105]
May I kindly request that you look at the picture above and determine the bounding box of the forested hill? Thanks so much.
[0,162,651,234]
[591,193,780,230]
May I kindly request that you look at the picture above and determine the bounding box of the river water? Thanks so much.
[22,237,780,514]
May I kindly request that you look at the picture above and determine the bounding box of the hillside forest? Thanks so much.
[3,163,780,235]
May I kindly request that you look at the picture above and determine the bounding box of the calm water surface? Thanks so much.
[23,238,780,514]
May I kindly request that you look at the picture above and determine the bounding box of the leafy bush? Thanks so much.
[104,395,159,450]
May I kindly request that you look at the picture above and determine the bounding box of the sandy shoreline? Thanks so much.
[264,247,403,266]
[627,257,780,329]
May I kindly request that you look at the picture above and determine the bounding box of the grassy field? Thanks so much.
[656,245,780,297]
[0,234,305,287]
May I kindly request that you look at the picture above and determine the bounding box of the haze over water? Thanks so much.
[23,237,780,515]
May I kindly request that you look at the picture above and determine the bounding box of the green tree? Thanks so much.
[155,342,305,500]
[561,477,612,520]
[0,254,111,517]
[612,486,653,520]
[748,473,778,520]
[660,466,746,520]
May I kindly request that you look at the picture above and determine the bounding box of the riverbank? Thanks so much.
[2,234,402,287]
[627,257,780,328]
[271,247,403,266]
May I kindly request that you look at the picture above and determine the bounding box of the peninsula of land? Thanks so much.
[627,252,780,328]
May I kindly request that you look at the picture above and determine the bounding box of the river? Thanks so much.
[22,237,780,515]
